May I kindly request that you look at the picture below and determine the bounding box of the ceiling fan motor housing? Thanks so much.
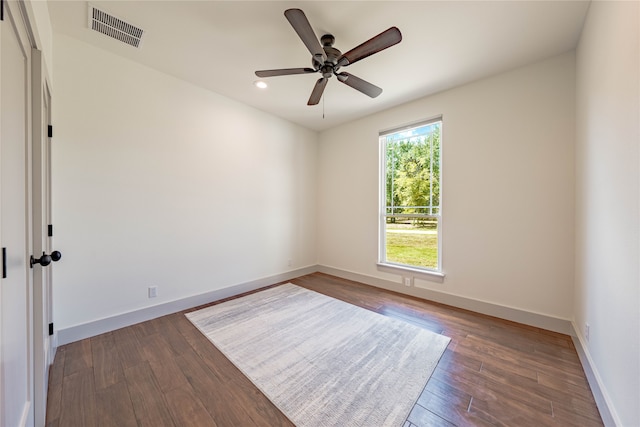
[313,34,342,77]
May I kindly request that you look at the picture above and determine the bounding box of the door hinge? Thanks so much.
[48,125,53,138]
[2,248,6,278]
[48,224,53,237]
[48,323,54,336]
[1,0,4,22]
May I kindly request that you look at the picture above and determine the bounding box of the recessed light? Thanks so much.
[254,81,268,89]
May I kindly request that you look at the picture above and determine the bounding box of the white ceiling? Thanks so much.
[49,1,590,132]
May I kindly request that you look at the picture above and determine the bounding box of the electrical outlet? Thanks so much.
[148,286,158,298]
[288,259,292,267]
[585,323,590,342]
[403,277,412,287]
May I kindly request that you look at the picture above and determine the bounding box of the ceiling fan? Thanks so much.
[255,9,402,106]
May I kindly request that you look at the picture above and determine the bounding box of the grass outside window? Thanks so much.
[385,222,438,270]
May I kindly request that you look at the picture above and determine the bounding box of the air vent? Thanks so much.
[88,4,144,48]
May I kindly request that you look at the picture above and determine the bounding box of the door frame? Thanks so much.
[31,47,53,427]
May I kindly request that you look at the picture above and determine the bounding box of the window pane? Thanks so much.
[380,119,441,271]
[385,218,438,270]
[384,124,440,216]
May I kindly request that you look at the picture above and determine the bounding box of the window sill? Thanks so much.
[376,262,445,284]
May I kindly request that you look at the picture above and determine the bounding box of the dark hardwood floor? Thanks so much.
[45,272,603,426]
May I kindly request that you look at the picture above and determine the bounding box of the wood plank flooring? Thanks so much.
[46,272,603,426]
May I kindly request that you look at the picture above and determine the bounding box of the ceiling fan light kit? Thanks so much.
[255,8,402,106]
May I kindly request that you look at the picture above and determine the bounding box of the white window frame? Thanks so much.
[377,117,445,282]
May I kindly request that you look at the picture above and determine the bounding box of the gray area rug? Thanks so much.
[186,283,450,427]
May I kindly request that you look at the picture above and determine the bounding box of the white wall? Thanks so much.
[574,1,640,426]
[52,35,318,332]
[318,52,576,322]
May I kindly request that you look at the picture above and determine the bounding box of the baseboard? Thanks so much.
[570,322,620,427]
[57,263,572,342]
[317,265,573,335]
[57,265,318,345]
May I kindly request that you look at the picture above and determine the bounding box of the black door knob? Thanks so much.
[30,252,51,267]
[51,251,62,262]
[30,250,62,268]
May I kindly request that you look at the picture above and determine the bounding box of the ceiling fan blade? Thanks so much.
[337,72,383,98]
[284,9,326,63]
[308,77,328,105]
[255,68,316,78]
[337,27,402,67]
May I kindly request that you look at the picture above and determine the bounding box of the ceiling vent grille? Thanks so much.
[88,4,144,48]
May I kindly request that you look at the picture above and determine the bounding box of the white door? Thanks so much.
[0,1,35,427]
[31,47,55,427]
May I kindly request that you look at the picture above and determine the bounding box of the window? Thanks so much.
[379,118,442,273]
